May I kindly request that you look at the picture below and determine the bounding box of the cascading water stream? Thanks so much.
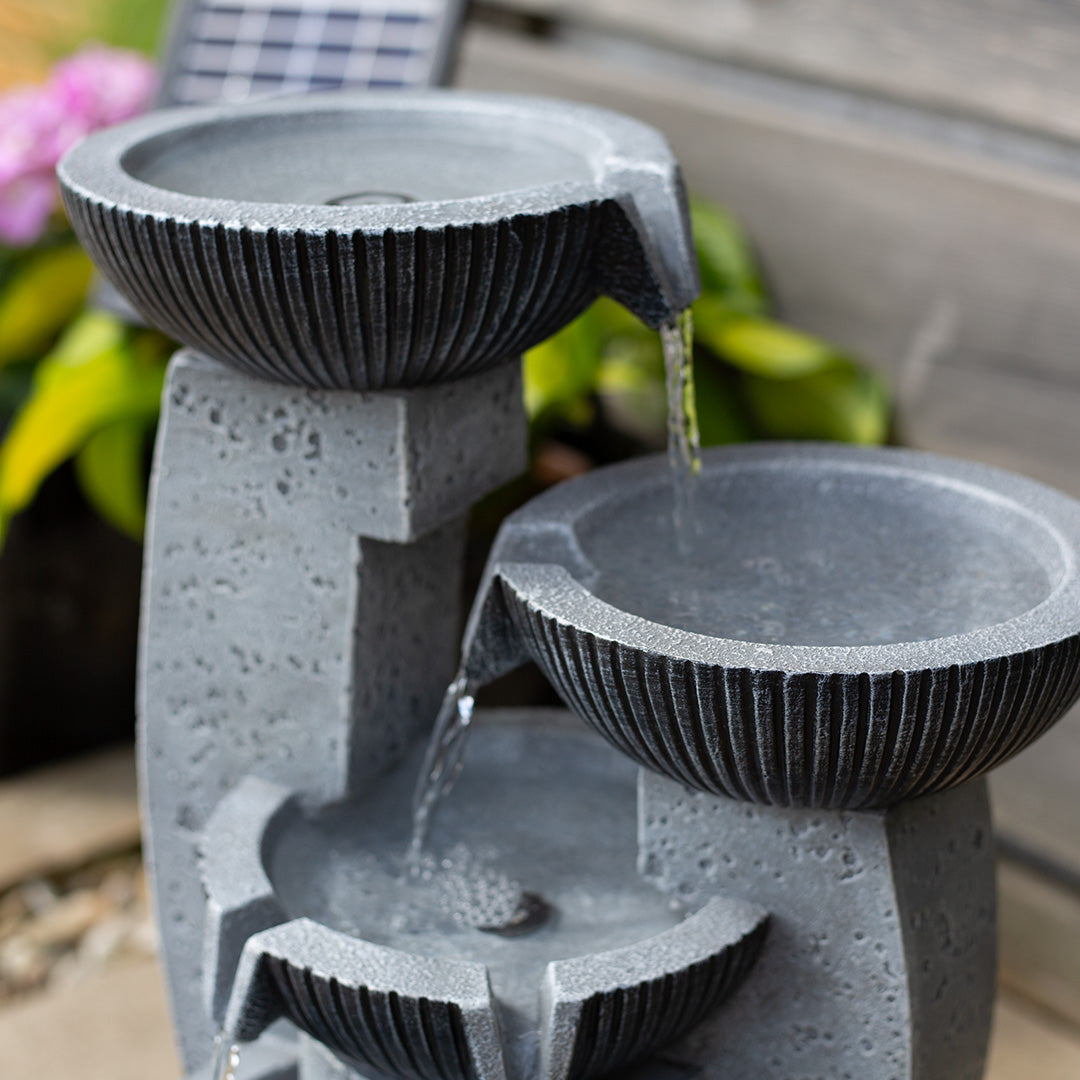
[211,1031,240,1080]
[407,671,476,867]
[408,308,702,860]
[661,307,702,555]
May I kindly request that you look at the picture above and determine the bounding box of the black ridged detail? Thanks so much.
[60,188,615,390]
[564,918,768,1080]
[503,582,1080,809]
[264,957,475,1080]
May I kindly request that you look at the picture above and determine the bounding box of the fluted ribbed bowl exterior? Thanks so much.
[58,91,701,390]
[503,586,1080,809]
[61,194,606,390]
[478,444,1080,810]
[263,954,477,1080]
[554,908,768,1080]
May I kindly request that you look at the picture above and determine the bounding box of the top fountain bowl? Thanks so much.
[58,91,698,390]
[476,444,1080,809]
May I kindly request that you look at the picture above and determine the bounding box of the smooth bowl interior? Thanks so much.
[573,461,1065,647]
[120,108,597,207]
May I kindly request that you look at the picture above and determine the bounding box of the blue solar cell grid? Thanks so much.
[164,0,455,105]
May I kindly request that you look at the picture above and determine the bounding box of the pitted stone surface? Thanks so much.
[226,918,506,1080]
[541,896,767,1080]
[638,771,995,1080]
[199,777,294,1025]
[153,350,524,544]
[141,352,526,1071]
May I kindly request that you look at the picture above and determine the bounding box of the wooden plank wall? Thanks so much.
[455,4,1080,1029]
[485,0,1080,143]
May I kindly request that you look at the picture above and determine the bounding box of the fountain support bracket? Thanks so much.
[639,771,997,1080]
[139,350,527,1073]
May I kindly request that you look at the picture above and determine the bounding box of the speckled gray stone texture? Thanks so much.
[638,771,996,1080]
[199,777,294,1026]
[226,918,506,1080]
[540,896,767,1080]
[141,350,525,1072]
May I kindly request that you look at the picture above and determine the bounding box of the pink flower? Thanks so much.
[0,87,70,186]
[0,45,158,246]
[52,46,159,130]
[0,173,57,245]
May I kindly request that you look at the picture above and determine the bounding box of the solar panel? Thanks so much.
[158,0,466,106]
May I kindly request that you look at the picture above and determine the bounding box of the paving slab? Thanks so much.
[0,954,178,1079]
[987,992,1080,1080]
[0,745,140,892]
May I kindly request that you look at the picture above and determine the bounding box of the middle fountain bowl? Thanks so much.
[466,442,1080,810]
[57,90,698,391]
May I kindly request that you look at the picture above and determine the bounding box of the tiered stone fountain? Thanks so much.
[59,89,1080,1080]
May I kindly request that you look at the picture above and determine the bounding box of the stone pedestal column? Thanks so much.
[139,351,525,1075]
[638,772,996,1080]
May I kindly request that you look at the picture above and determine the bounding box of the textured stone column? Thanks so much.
[140,350,525,1073]
[638,772,996,1080]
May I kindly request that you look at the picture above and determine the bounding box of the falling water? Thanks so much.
[407,671,475,867]
[660,308,702,556]
[407,311,702,855]
[211,1032,240,1080]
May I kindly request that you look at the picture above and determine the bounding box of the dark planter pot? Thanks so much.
[0,464,141,776]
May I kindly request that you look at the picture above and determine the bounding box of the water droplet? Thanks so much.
[211,1031,241,1080]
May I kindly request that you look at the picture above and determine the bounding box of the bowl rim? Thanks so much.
[495,442,1080,675]
[57,89,676,233]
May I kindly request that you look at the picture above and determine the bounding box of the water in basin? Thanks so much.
[268,722,687,1071]
[121,111,595,206]
[575,464,1058,646]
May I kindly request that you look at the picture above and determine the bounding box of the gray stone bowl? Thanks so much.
[200,719,768,1080]
[57,91,697,391]
[466,444,1080,809]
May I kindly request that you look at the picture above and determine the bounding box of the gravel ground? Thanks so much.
[0,847,156,1004]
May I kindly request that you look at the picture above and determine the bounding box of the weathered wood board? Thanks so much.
[458,25,1080,397]
[998,858,1080,1029]
[482,0,1080,144]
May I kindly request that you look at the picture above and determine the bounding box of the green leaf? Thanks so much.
[693,359,753,445]
[523,308,603,421]
[75,419,151,540]
[690,199,767,313]
[87,0,171,54]
[743,363,891,444]
[0,314,165,535]
[0,366,34,422]
[0,246,94,367]
[596,334,666,446]
[587,296,652,338]
[698,308,842,380]
[35,309,127,388]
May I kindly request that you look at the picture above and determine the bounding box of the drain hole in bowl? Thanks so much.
[326,190,417,206]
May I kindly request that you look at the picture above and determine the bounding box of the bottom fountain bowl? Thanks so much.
[198,711,768,1080]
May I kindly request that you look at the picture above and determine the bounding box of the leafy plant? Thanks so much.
[0,310,170,541]
[0,44,162,542]
[524,199,891,452]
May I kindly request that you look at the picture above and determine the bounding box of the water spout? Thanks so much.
[597,160,700,327]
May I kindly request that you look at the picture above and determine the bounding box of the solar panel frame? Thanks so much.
[156,0,467,106]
